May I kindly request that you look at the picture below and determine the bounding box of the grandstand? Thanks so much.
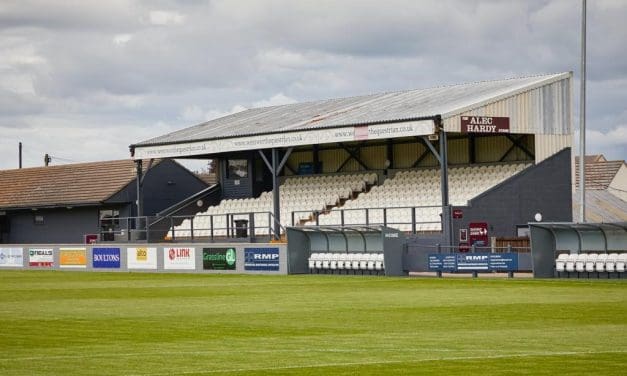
[130,72,574,250]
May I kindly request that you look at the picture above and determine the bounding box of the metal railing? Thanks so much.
[99,211,284,243]
[290,205,444,233]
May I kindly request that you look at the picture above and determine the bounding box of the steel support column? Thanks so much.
[438,118,451,246]
[272,148,281,240]
[135,160,143,217]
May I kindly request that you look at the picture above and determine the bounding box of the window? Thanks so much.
[227,159,248,179]
[99,209,120,230]
[33,215,44,225]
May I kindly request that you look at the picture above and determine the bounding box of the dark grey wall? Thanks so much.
[6,206,126,244]
[107,159,208,217]
[450,148,572,245]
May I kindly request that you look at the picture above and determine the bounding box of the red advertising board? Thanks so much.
[468,222,489,246]
[461,116,510,134]
[452,209,463,219]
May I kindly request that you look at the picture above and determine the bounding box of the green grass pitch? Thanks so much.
[0,271,625,375]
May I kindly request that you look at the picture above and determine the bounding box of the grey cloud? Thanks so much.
[0,0,626,170]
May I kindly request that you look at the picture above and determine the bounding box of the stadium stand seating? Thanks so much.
[308,162,530,231]
[168,163,529,238]
[167,173,375,238]
[308,252,385,275]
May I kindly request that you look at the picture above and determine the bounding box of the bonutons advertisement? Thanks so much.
[203,248,236,270]
[163,247,195,270]
[127,247,157,269]
[0,248,23,267]
[29,248,53,267]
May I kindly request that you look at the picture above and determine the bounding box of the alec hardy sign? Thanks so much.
[461,116,510,134]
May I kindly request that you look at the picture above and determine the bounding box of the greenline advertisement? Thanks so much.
[203,248,236,270]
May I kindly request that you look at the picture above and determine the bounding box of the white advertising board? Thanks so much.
[163,247,196,270]
[127,247,158,270]
[29,248,54,267]
[0,247,24,267]
[135,120,434,159]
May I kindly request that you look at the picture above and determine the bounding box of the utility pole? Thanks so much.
[18,142,22,169]
[44,154,51,166]
[579,0,587,223]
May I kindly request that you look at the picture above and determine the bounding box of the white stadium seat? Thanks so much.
[585,253,598,273]
[575,253,587,273]
[565,254,578,273]
[555,253,569,273]
[616,253,627,273]
[595,253,608,273]
[605,253,619,272]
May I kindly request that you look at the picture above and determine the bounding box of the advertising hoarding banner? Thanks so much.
[460,116,510,133]
[135,120,434,159]
[428,253,518,272]
[244,248,280,271]
[92,248,121,268]
[59,248,86,268]
[164,247,195,270]
[127,247,157,269]
[203,248,236,270]
[29,248,53,267]
[0,247,23,267]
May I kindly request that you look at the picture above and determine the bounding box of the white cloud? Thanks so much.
[252,93,297,108]
[113,34,132,45]
[147,10,184,26]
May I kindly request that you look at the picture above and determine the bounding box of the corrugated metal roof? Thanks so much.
[0,160,156,210]
[572,190,627,223]
[134,72,570,147]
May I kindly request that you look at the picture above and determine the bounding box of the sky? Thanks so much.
[1,0,626,171]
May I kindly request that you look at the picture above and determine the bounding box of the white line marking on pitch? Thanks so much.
[0,348,466,362]
[125,350,627,376]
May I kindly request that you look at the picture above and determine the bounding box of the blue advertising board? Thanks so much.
[244,248,279,271]
[92,247,121,268]
[428,253,518,272]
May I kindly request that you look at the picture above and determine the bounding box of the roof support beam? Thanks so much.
[421,136,441,165]
[412,137,437,167]
[336,142,368,172]
[312,144,320,173]
[139,158,154,185]
[278,147,293,174]
[258,150,272,172]
[499,135,535,162]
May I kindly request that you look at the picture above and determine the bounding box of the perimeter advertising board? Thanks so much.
[29,248,53,267]
[92,248,121,269]
[203,248,236,270]
[428,253,518,272]
[164,247,195,270]
[59,248,86,268]
[0,247,23,267]
[244,248,280,271]
[127,247,157,270]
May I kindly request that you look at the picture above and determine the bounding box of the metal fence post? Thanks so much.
[507,244,514,278]
[436,243,442,278]
[471,243,478,278]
